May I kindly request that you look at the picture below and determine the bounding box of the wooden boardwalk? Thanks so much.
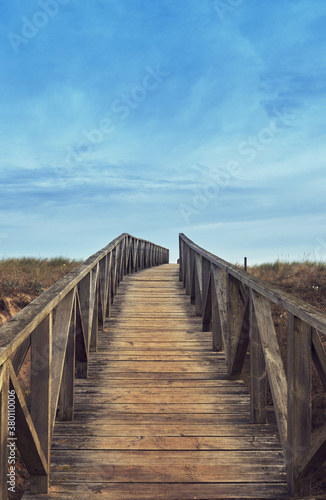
[24,264,288,499]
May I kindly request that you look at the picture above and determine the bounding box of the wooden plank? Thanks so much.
[105,252,112,317]
[226,273,243,373]
[23,482,289,499]
[12,336,30,375]
[202,271,212,332]
[87,360,222,372]
[74,384,248,394]
[75,290,88,378]
[75,378,239,388]
[49,466,286,484]
[70,411,252,424]
[84,372,226,380]
[72,402,250,414]
[194,253,203,315]
[89,266,99,351]
[250,291,267,424]
[211,265,227,352]
[30,314,52,493]
[312,328,326,391]
[229,296,249,379]
[87,353,224,361]
[53,422,279,437]
[287,314,311,496]
[77,273,91,351]
[58,301,75,422]
[73,391,249,405]
[51,434,281,451]
[51,290,75,432]
[295,425,326,481]
[252,292,287,453]
[8,362,47,476]
[50,448,285,466]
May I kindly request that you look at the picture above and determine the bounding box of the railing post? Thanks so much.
[111,247,117,301]
[249,290,267,424]
[194,254,203,316]
[30,314,52,494]
[90,270,99,353]
[226,273,243,374]
[179,237,183,281]
[77,273,91,352]
[59,300,76,421]
[287,314,311,497]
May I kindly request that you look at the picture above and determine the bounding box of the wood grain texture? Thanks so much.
[23,264,286,499]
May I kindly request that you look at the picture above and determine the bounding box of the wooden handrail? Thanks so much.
[0,234,169,498]
[179,233,326,497]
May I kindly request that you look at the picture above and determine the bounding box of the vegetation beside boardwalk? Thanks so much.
[0,257,82,327]
[249,260,326,312]
[0,257,82,297]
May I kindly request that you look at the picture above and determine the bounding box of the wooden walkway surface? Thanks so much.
[24,264,288,499]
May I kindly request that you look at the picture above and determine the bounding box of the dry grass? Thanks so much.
[249,259,326,310]
[0,257,82,298]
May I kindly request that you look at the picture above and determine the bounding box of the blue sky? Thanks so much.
[1,0,326,264]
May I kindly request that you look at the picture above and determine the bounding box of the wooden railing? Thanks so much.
[179,233,326,497]
[0,234,169,498]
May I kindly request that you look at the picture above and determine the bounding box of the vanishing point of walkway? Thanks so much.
[25,264,287,499]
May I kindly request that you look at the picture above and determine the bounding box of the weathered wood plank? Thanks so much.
[49,465,286,483]
[250,291,267,424]
[58,302,75,422]
[312,328,326,391]
[53,422,280,437]
[12,336,30,375]
[51,434,281,450]
[75,289,88,378]
[252,292,287,453]
[23,482,289,499]
[287,314,311,496]
[8,362,47,477]
[229,295,249,379]
[295,425,326,481]
[211,265,227,352]
[51,290,75,432]
[72,402,250,414]
[50,448,285,466]
[73,391,249,404]
[30,314,52,493]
